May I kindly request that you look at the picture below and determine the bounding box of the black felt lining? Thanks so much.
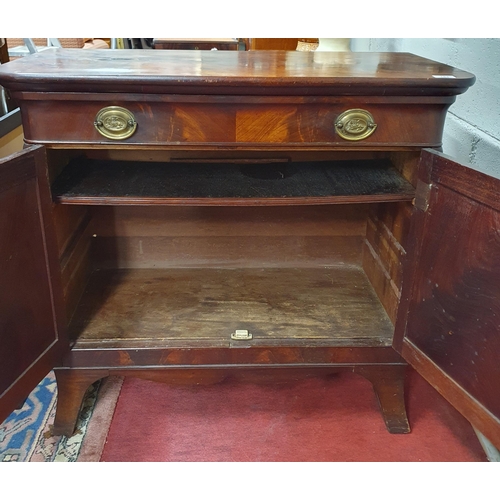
[52,158,415,200]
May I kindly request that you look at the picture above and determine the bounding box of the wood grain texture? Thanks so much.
[401,339,500,449]
[0,146,67,423]
[89,204,368,238]
[0,51,473,150]
[68,267,394,347]
[379,150,419,325]
[60,218,93,324]
[0,50,475,96]
[52,361,408,436]
[403,185,500,412]
[52,204,90,258]
[88,204,366,269]
[395,149,500,449]
[362,201,413,324]
[16,99,451,148]
[64,345,404,369]
[92,235,364,270]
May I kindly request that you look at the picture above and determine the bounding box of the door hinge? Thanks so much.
[414,180,432,212]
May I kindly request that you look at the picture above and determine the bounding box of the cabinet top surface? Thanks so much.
[0,49,475,96]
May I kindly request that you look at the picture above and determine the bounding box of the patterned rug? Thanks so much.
[0,372,122,462]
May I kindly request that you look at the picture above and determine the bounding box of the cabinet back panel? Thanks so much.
[88,205,367,269]
[90,205,368,237]
[92,235,364,269]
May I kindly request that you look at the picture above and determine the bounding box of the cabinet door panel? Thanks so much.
[0,145,66,424]
[394,149,500,449]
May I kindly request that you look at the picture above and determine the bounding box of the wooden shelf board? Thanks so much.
[70,267,394,348]
[52,159,415,206]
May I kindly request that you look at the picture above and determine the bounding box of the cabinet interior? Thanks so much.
[49,151,419,350]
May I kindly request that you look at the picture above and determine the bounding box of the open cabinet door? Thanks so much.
[0,145,67,424]
[394,149,500,450]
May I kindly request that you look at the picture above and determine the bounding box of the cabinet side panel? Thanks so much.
[47,151,95,323]
[362,152,419,324]
[362,201,413,324]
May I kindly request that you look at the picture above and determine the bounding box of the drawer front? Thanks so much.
[20,97,450,149]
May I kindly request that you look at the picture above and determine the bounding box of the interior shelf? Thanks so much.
[69,267,394,349]
[52,158,415,206]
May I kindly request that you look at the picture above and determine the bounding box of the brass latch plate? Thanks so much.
[231,329,253,340]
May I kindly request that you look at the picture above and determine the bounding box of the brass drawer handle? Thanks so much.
[335,109,377,141]
[94,106,137,140]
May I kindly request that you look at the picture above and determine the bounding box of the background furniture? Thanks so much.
[246,38,301,50]
[0,38,22,159]
[6,38,109,58]
[153,38,243,51]
[0,39,10,115]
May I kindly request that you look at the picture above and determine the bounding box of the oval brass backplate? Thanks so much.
[335,109,377,141]
[94,106,137,140]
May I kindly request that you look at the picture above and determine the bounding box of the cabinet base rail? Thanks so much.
[52,364,410,437]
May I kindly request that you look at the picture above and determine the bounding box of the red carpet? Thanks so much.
[100,368,486,462]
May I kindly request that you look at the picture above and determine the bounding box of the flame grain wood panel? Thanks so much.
[17,99,451,148]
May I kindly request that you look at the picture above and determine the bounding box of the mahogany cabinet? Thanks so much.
[0,50,498,449]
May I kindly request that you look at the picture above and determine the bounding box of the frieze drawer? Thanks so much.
[17,96,452,149]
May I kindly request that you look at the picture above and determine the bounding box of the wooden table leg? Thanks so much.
[53,369,108,437]
[354,364,410,434]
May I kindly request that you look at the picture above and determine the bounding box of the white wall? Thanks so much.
[350,38,500,179]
